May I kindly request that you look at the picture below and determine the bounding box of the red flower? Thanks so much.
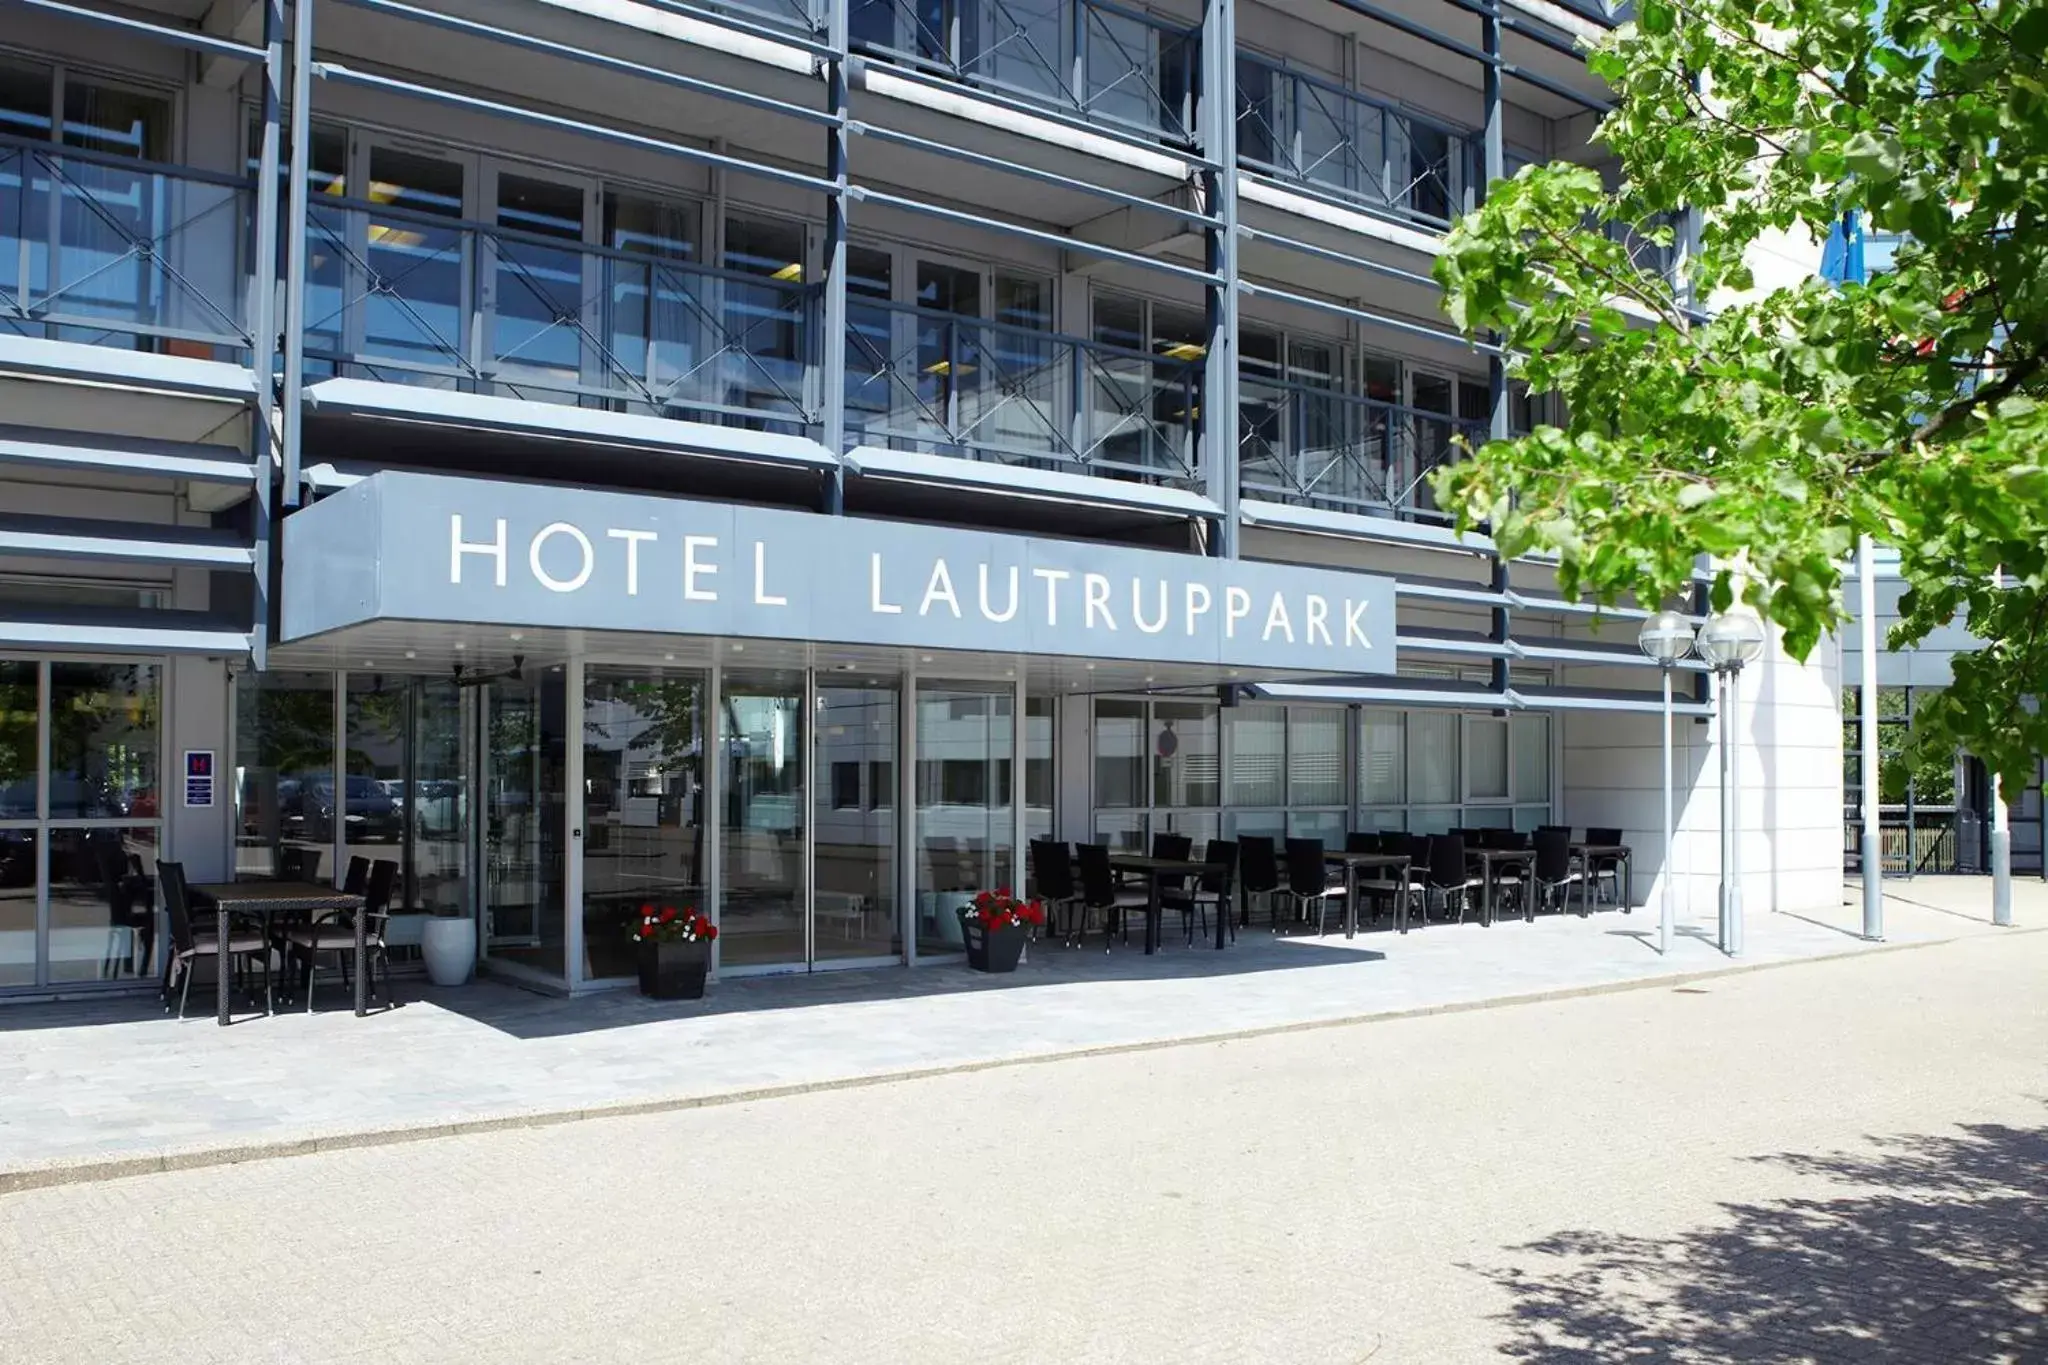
[659,906,678,923]
[638,923,654,939]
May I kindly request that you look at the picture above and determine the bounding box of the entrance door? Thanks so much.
[813,678,901,962]
[475,675,569,982]
[716,672,807,970]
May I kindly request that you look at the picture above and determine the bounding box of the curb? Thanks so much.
[1,925,2031,1196]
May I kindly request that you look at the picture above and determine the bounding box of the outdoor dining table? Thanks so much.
[1325,850,1413,937]
[1571,843,1634,915]
[1465,848,1535,926]
[187,880,366,1026]
[1107,853,1227,953]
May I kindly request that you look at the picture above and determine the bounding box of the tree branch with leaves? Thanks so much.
[1431,0,2048,791]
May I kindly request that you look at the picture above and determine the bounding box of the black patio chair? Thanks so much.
[1282,838,1347,936]
[1531,827,1582,916]
[1164,839,1237,945]
[1427,833,1485,925]
[1074,842,1147,951]
[1345,831,1378,854]
[1237,835,1282,931]
[1030,839,1083,945]
[1585,826,1626,906]
[287,858,396,1012]
[160,860,271,1020]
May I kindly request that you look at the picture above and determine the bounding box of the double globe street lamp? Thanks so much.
[1638,606,1768,956]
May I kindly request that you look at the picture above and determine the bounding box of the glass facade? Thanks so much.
[1,661,162,989]
[916,682,1014,955]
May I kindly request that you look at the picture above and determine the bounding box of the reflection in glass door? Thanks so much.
[717,674,806,970]
[477,676,568,981]
[813,679,900,962]
[915,682,1014,956]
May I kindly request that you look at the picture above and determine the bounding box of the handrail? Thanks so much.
[850,0,1199,144]
[856,295,1201,376]
[0,132,257,192]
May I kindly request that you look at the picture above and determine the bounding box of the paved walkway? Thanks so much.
[2,910,2042,1362]
[0,879,2033,1186]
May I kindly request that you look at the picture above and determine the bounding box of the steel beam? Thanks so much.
[1237,281,1499,353]
[281,0,313,507]
[5,0,266,62]
[1200,0,1240,557]
[249,0,284,665]
[820,0,850,513]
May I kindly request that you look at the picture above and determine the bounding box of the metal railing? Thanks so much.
[1237,373,1489,521]
[850,0,1198,144]
[0,135,253,359]
[847,298,1201,483]
[1236,56,1474,227]
[298,193,820,429]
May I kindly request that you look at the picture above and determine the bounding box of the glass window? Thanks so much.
[1466,716,1509,801]
[1093,291,1143,351]
[994,274,1050,332]
[1226,706,1285,807]
[1153,701,1218,808]
[1512,715,1550,804]
[1093,699,1146,808]
[61,79,168,160]
[47,663,158,820]
[723,215,807,417]
[1024,694,1054,845]
[1287,708,1346,807]
[1407,710,1460,806]
[604,191,696,260]
[234,671,335,880]
[46,826,159,984]
[0,661,36,817]
[1359,709,1404,807]
[916,683,1013,955]
[0,60,53,141]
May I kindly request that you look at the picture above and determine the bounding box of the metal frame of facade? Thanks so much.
[0,0,1647,686]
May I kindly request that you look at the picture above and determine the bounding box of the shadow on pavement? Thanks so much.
[1476,1110,2048,1362]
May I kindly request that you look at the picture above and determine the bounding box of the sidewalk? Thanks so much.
[1,879,2032,1189]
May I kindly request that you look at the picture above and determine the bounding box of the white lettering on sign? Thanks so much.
[979,564,1019,624]
[1132,579,1168,635]
[530,522,594,594]
[608,528,655,596]
[1345,600,1372,648]
[753,541,787,607]
[1033,567,1070,626]
[1262,591,1295,644]
[1305,594,1332,647]
[870,553,902,614]
[1224,586,1252,638]
[920,560,962,618]
[450,515,507,587]
[428,502,1386,672]
[1083,573,1115,631]
[682,535,719,602]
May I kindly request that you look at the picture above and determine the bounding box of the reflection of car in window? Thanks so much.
[265,773,404,842]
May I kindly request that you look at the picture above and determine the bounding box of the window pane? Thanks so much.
[1359,708,1404,806]
[1287,708,1347,806]
[1024,695,1053,844]
[1153,701,1218,808]
[1407,710,1459,806]
[234,671,334,880]
[995,274,1050,331]
[0,661,35,817]
[0,61,52,140]
[584,668,708,978]
[45,827,159,984]
[47,663,157,819]
[1226,706,1285,807]
[1466,717,1509,801]
[919,684,1013,954]
[1511,715,1550,803]
[1093,699,1146,808]
[61,80,168,160]
[0,828,33,987]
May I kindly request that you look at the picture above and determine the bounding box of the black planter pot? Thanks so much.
[637,937,711,1000]
[957,908,1028,974]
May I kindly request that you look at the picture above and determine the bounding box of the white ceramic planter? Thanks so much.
[420,915,476,987]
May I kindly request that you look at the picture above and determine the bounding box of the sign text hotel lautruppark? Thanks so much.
[282,472,1396,673]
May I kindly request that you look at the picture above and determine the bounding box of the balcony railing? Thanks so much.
[850,0,1197,144]
[846,298,1200,484]
[299,193,819,430]
[0,136,253,361]
[1237,374,1488,522]
[1236,56,1475,227]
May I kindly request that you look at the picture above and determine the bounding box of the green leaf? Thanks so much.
[1843,130,1904,181]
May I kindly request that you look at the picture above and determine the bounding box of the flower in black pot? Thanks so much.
[956,888,1045,974]
[633,903,717,1000]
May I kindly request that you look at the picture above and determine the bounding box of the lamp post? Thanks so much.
[1695,609,1768,955]
[1637,609,1698,956]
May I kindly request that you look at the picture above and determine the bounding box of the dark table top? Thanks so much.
[1571,843,1633,856]
[1468,848,1535,862]
[1325,850,1409,866]
[1108,854,1225,875]
[188,880,364,911]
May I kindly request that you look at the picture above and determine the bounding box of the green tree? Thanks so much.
[1431,0,2048,791]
